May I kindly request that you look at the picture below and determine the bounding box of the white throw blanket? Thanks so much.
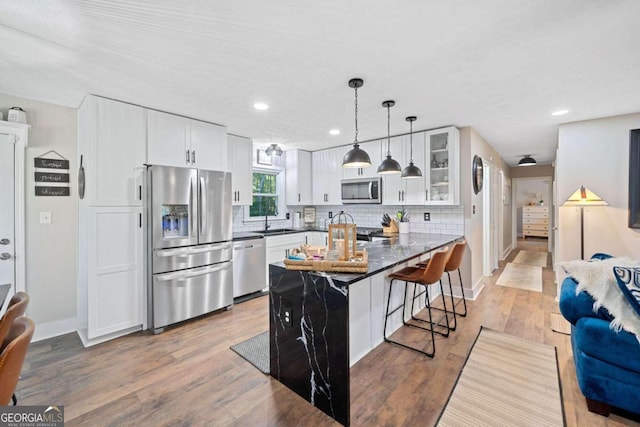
[561,257,640,342]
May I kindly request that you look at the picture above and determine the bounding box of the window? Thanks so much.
[246,169,284,220]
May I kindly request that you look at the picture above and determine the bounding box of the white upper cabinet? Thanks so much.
[312,146,345,205]
[285,150,312,205]
[342,140,382,179]
[79,95,146,206]
[425,127,460,205]
[189,119,228,171]
[381,136,407,206]
[228,134,253,206]
[147,110,189,167]
[147,110,227,170]
[382,135,426,205]
[382,128,459,206]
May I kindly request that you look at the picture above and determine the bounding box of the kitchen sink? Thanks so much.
[256,228,299,235]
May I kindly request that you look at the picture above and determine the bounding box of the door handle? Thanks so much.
[186,150,191,164]
[191,150,196,164]
[199,177,206,234]
[0,253,11,261]
[0,238,9,245]
[298,193,301,202]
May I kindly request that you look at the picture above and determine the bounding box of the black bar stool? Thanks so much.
[383,246,451,357]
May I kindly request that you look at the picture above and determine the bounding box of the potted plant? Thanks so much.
[397,208,410,234]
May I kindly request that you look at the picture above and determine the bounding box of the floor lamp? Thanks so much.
[562,186,608,260]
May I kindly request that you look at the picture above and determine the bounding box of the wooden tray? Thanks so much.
[284,250,368,273]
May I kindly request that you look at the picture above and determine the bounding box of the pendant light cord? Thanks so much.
[354,86,359,144]
[409,120,413,162]
[386,104,391,156]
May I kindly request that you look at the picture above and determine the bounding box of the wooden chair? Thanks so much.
[0,316,35,405]
[383,246,451,357]
[0,292,30,405]
[0,292,30,352]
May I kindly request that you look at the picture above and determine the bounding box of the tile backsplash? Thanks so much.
[232,204,464,234]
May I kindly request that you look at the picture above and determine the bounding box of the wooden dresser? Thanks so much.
[523,206,549,238]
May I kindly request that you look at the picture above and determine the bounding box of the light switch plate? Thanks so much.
[40,211,52,224]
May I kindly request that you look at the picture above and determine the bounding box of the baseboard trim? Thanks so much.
[32,317,77,342]
[501,245,513,261]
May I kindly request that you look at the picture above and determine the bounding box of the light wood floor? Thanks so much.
[18,238,640,426]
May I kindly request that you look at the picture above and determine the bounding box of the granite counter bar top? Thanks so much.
[269,232,463,425]
[270,232,463,285]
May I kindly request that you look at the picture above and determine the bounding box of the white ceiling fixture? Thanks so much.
[265,143,283,156]
[1,2,639,166]
[253,103,269,111]
[552,109,569,116]
[329,129,340,136]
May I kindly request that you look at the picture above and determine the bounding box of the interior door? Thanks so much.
[0,134,15,301]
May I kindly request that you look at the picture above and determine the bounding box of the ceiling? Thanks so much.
[1,1,639,166]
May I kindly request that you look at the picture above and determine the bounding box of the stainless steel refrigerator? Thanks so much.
[147,165,233,333]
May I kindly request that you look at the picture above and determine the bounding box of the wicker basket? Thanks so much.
[284,250,368,273]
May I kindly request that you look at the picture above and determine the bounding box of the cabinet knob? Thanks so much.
[0,253,11,261]
[0,238,9,245]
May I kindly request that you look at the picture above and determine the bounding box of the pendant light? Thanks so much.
[377,100,402,174]
[265,143,283,156]
[342,78,371,168]
[518,155,536,166]
[402,116,422,178]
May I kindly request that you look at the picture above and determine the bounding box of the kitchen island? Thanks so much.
[269,233,464,426]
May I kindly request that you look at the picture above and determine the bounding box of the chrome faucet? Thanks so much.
[264,215,271,230]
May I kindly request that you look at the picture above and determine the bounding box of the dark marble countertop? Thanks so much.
[269,232,463,285]
[232,232,265,241]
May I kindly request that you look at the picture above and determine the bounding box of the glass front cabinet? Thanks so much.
[424,126,460,205]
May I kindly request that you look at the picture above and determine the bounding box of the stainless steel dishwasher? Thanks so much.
[233,237,267,298]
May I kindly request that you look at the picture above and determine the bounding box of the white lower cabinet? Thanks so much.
[266,233,309,286]
[307,231,328,247]
[79,206,144,345]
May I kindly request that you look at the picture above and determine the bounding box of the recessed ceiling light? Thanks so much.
[254,102,269,110]
[552,109,569,116]
[329,129,340,136]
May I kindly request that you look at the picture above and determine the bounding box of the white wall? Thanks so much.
[557,113,640,264]
[0,94,78,337]
[459,127,512,298]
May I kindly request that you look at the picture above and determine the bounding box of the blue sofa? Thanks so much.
[560,275,640,416]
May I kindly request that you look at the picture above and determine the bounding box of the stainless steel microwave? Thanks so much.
[341,177,382,204]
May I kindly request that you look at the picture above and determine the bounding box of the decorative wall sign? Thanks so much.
[34,150,70,197]
[34,172,70,183]
[35,186,70,197]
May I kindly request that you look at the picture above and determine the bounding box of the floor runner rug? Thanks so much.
[513,250,548,267]
[230,331,269,374]
[437,327,564,427]
[496,263,543,292]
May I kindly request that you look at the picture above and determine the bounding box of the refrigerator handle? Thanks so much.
[199,176,206,235]
[190,177,196,237]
